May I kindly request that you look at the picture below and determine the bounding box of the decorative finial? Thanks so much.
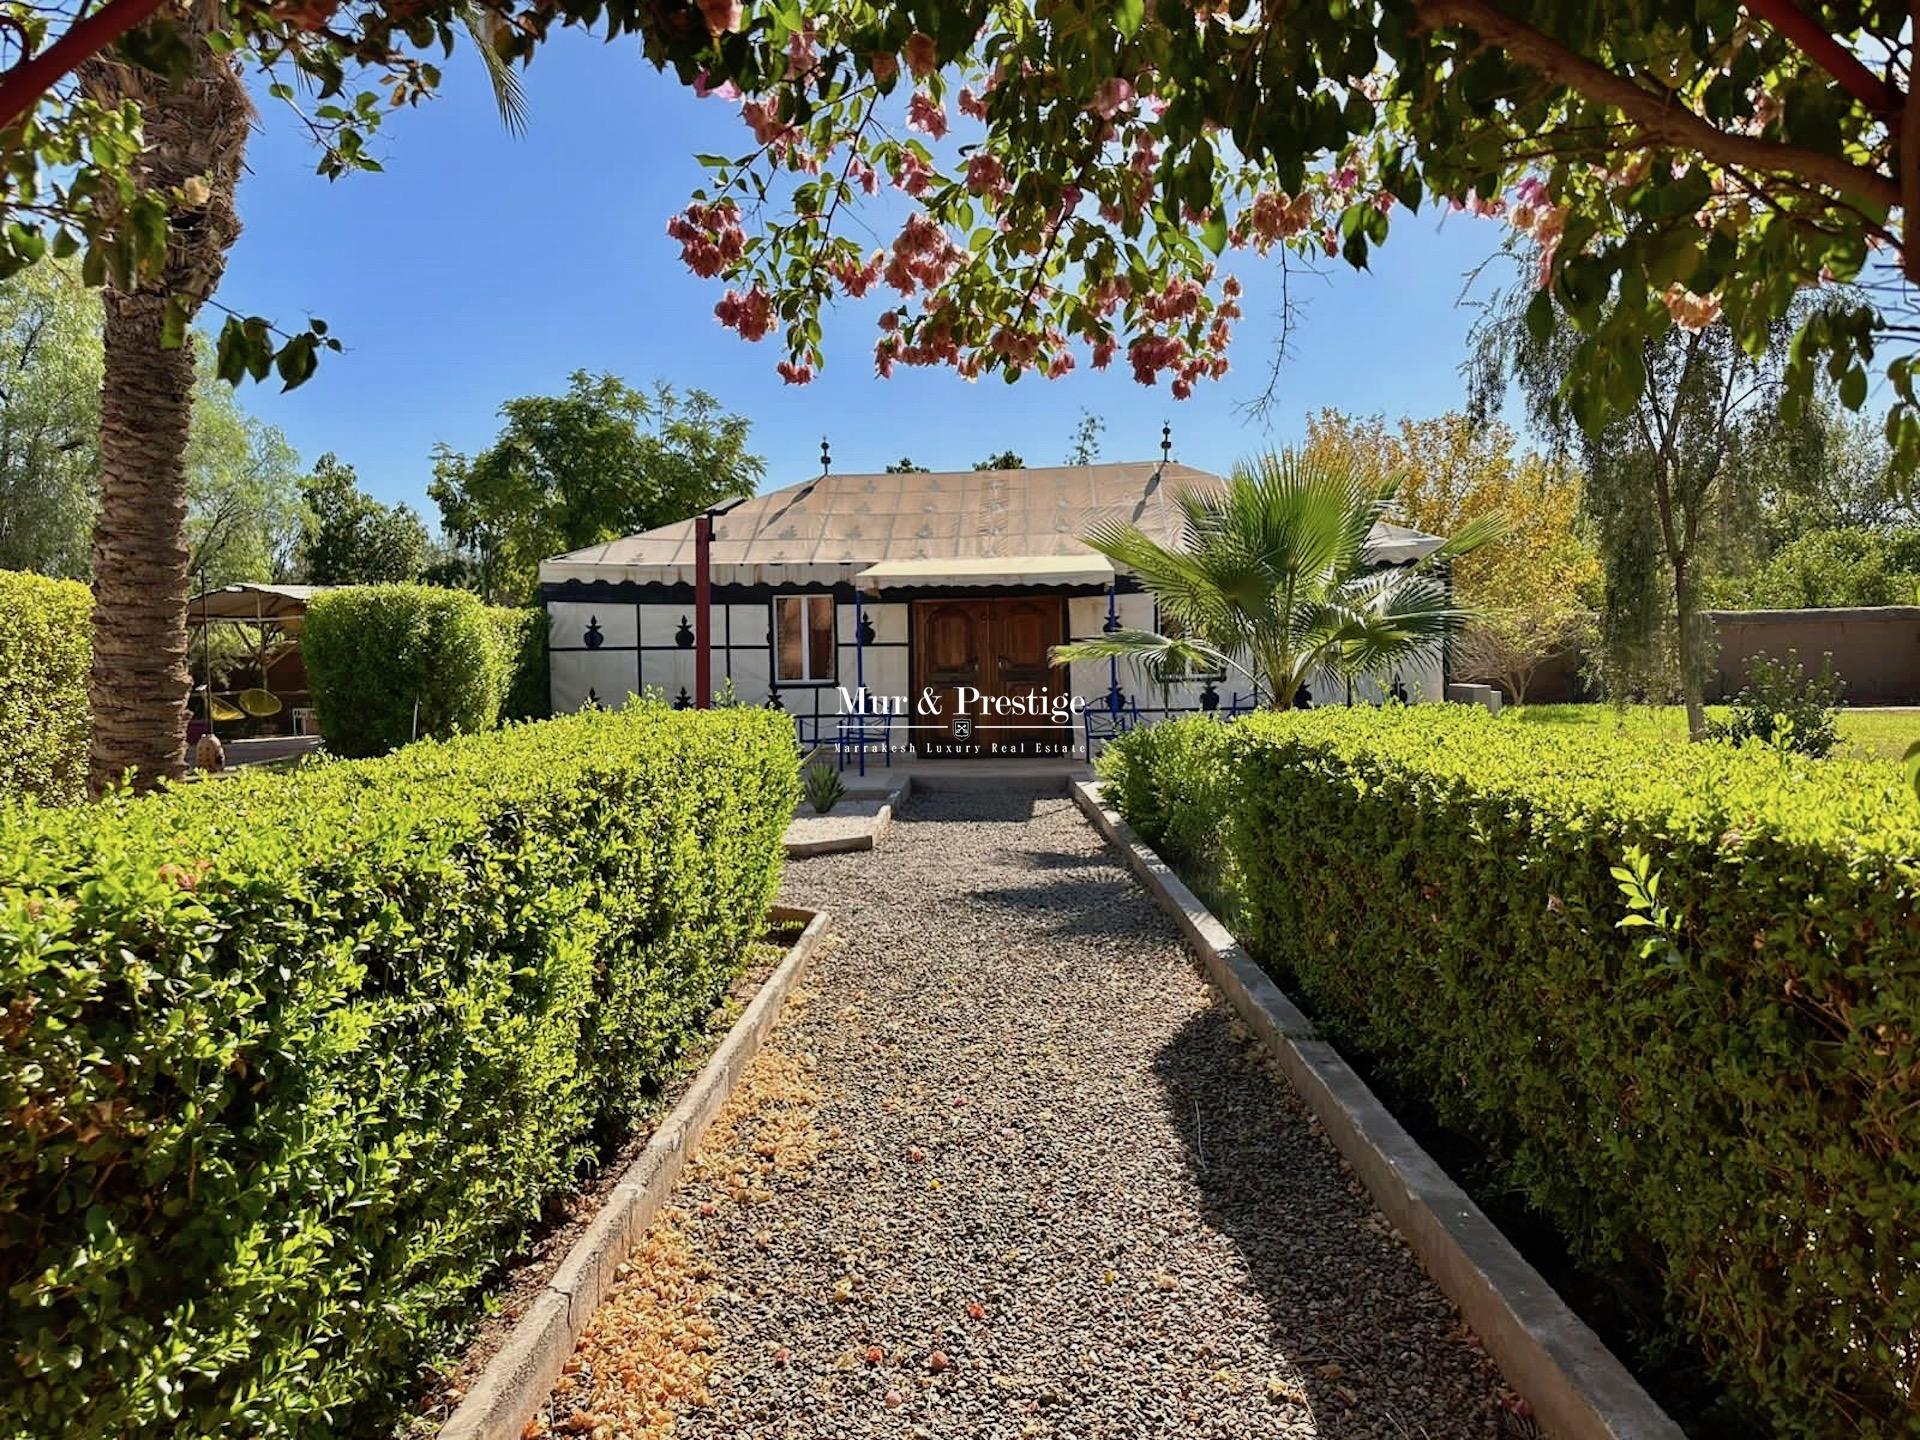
[820,435,831,474]
[1160,421,1172,465]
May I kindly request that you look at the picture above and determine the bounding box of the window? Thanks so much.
[773,595,836,683]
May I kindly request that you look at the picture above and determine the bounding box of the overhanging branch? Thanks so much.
[1414,0,1902,213]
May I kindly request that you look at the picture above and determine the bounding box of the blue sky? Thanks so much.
[221,33,1520,517]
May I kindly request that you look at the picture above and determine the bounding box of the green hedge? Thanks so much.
[1175,707,1915,1436]
[0,703,798,1438]
[303,584,502,757]
[0,569,91,805]
[486,604,548,723]
[1095,716,1238,904]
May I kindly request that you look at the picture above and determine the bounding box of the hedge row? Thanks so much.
[0,569,90,805]
[488,603,549,723]
[303,584,545,757]
[0,702,798,1438]
[1101,708,1920,1436]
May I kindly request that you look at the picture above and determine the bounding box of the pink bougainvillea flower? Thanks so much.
[893,147,936,197]
[1089,76,1135,120]
[905,31,937,79]
[668,201,745,278]
[713,286,775,341]
[870,51,898,84]
[849,156,878,195]
[907,92,948,139]
[693,69,741,100]
[776,359,815,385]
[965,152,1009,200]
[957,86,988,120]
[697,0,741,36]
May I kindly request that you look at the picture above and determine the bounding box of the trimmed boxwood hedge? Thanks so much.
[0,702,797,1438]
[487,604,548,723]
[1105,707,1918,1436]
[303,584,503,757]
[0,569,91,805]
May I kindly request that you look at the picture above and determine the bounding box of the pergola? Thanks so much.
[186,583,331,732]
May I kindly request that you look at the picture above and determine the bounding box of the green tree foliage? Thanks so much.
[1472,278,1801,735]
[295,453,429,586]
[0,703,796,1438]
[0,271,304,585]
[302,584,501,756]
[884,457,929,473]
[1713,525,1920,609]
[0,269,99,579]
[1054,452,1498,707]
[655,0,1920,463]
[429,372,763,603]
[972,450,1024,470]
[185,359,307,587]
[0,570,90,803]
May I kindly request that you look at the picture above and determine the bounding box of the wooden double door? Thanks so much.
[910,597,1069,757]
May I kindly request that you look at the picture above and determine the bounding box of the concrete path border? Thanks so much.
[1071,780,1684,1440]
[436,905,831,1440]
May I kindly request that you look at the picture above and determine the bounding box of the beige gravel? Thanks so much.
[549,789,1523,1439]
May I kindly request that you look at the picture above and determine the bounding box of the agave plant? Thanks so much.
[1053,451,1502,708]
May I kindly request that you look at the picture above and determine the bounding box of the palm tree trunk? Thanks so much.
[79,38,249,793]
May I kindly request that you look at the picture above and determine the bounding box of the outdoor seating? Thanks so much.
[1081,694,1139,761]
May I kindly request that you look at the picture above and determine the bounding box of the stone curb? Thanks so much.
[1070,781,1684,1440]
[785,775,910,857]
[436,905,831,1440]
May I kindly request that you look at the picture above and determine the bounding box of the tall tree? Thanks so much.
[0,266,100,578]
[884,457,929,473]
[185,361,306,586]
[75,35,248,792]
[297,454,429,585]
[1301,409,1598,703]
[0,270,305,586]
[429,372,763,602]
[1471,284,1791,735]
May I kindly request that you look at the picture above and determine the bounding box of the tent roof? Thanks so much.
[539,462,1449,586]
[187,583,330,622]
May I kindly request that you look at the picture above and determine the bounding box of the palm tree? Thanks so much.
[78,34,249,793]
[1053,451,1502,708]
[78,17,522,793]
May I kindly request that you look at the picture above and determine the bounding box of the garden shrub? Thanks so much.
[0,569,91,805]
[1209,706,1918,1437]
[1094,716,1239,903]
[486,604,548,723]
[1706,648,1843,757]
[303,583,501,756]
[0,702,798,1438]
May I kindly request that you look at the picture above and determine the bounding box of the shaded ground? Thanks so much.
[545,790,1521,1438]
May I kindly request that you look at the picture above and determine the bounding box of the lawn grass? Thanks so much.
[1507,703,1920,761]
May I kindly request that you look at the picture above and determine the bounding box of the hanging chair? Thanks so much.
[209,697,245,723]
[237,687,283,718]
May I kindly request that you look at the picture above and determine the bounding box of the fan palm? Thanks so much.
[1052,451,1502,709]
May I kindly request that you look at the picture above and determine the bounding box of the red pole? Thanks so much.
[694,513,712,709]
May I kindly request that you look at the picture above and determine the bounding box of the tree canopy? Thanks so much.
[0,268,305,585]
[648,0,1920,461]
[428,371,763,602]
[296,453,430,585]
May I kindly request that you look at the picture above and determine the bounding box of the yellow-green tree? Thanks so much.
[1301,410,1598,703]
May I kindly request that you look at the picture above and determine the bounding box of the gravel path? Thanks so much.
[557,789,1519,1439]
